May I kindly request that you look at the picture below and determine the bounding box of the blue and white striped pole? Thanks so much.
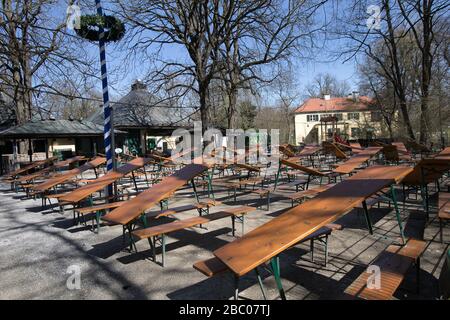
[95,0,115,194]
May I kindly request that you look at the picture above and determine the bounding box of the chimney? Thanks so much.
[352,91,359,102]
[323,94,331,101]
[131,79,147,91]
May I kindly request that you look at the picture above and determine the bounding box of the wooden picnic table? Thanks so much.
[299,146,321,157]
[402,158,450,185]
[333,147,382,174]
[102,161,212,226]
[3,156,57,178]
[33,157,106,192]
[149,147,197,164]
[392,142,410,155]
[59,157,153,204]
[279,145,296,158]
[321,141,348,160]
[349,142,364,153]
[15,156,86,183]
[434,146,450,160]
[281,159,327,177]
[213,165,413,277]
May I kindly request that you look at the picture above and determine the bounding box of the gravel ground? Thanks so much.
[0,171,448,300]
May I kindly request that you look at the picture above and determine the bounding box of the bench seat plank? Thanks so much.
[345,239,426,300]
[75,201,127,214]
[147,200,221,219]
[132,206,256,240]
[193,257,229,277]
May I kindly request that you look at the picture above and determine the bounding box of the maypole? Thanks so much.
[94,0,114,176]
[74,1,125,196]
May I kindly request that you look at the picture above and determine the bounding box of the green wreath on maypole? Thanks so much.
[75,14,125,42]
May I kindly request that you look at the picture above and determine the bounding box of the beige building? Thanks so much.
[294,93,382,145]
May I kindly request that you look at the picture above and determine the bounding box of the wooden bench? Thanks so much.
[276,179,308,192]
[132,206,256,266]
[274,184,335,207]
[302,223,342,266]
[249,183,334,211]
[146,199,221,219]
[194,257,229,277]
[73,201,128,232]
[438,192,450,243]
[344,238,427,299]
[213,176,265,202]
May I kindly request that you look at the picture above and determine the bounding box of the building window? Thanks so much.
[348,112,360,120]
[307,114,319,122]
[371,111,382,122]
[351,128,361,137]
[333,113,343,121]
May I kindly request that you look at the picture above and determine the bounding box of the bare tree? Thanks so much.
[335,0,449,144]
[305,72,351,98]
[270,69,299,144]
[0,0,96,126]
[116,0,238,134]
[396,0,449,144]
[335,0,416,140]
[217,0,324,129]
[116,0,326,133]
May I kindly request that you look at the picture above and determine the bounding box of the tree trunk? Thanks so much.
[227,87,237,129]
[418,0,432,145]
[398,99,415,141]
[199,84,209,136]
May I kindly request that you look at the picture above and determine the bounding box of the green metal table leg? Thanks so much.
[234,275,240,300]
[191,179,200,203]
[162,234,166,267]
[255,268,267,300]
[96,210,101,234]
[141,212,148,228]
[362,200,373,235]
[208,170,215,201]
[390,185,406,245]
[274,163,282,190]
[270,257,286,300]
[231,216,235,237]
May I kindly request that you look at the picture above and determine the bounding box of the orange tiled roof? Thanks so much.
[295,96,375,113]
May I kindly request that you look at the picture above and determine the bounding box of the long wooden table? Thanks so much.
[279,149,380,187]
[323,142,348,160]
[435,146,450,160]
[280,158,327,177]
[148,147,196,164]
[15,156,86,183]
[33,157,106,192]
[59,157,153,204]
[333,147,382,174]
[401,158,450,217]
[213,165,413,279]
[3,156,57,179]
[102,161,212,226]
[402,158,450,185]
